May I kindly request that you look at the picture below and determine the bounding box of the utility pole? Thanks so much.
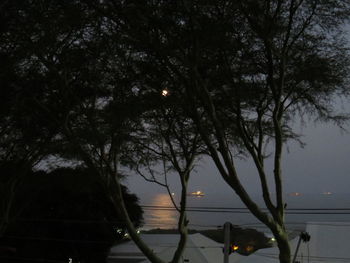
[223,222,231,263]
[292,232,311,263]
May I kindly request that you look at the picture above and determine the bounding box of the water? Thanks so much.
[140,192,350,232]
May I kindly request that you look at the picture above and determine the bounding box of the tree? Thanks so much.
[1,167,143,262]
[0,0,62,236]
[130,89,204,262]
[0,1,203,262]
[0,161,32,238]
[53,51,203,263]
[3,1,349,262]
[106,1,350,262]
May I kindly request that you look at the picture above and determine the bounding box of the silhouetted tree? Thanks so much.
[2,1,349,263]
[1,167,143,262]
[1,2,198,262]
[0,0,72,236]
[100,1,350,262]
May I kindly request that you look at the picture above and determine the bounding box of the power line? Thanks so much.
[0,251,112,263]
[141,205,350,211]
[4,206,350,225]
[2,235,114,244]
[5,217,350,228]
[11,218,128,224]
[256,251,350,262]
[0,255,66,263]
[142,206,350,215]
[5,217,218,229]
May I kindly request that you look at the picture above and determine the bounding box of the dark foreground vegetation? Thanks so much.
[1,1,350,262]
[0,165,143,263]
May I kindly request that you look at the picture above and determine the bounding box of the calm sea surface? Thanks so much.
[140,192,350,232]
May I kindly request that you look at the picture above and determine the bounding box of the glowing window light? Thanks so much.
[232,245,239,251]
[245,245,254,252]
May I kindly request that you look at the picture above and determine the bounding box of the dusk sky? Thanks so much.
[126,28,350,201]
[127,101,350,199]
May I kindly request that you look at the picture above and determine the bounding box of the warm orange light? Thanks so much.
[245,245,254,252]
[161,89,169,96]
[189,190,204,196]
[232,245,239,251]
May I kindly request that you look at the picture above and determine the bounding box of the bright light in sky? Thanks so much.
[162,89,169,96]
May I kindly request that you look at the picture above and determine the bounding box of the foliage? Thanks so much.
[97,1,350,262]
[1,167,143,262]
[1,1,350,262]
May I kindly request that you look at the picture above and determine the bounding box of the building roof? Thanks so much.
[108,233,243,263]
[239,221,350,263]
[109,222,350,263]
[298,221,350,262]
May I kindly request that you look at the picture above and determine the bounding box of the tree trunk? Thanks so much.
[171,179,188,263]
[0,220,8,239]
[275,229,291,263]
[0,175,19,238]
[108,175,166,263]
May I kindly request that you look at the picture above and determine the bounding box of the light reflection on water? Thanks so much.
[142,193,178,229]
[141,193,350,231]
